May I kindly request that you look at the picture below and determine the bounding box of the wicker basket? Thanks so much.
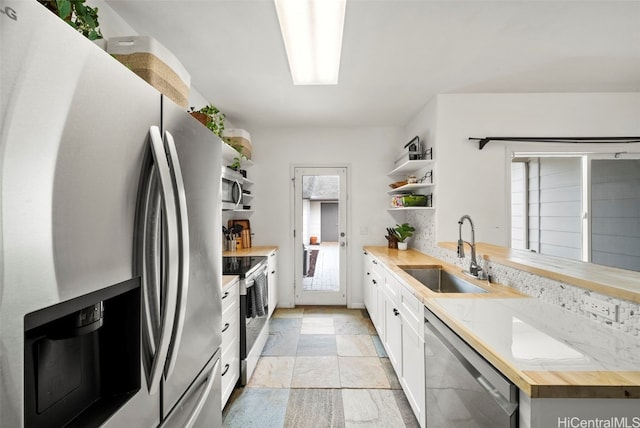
[108,36,190,108]
[223,129,253,160]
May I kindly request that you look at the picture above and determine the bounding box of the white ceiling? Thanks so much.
[105,1,640,129]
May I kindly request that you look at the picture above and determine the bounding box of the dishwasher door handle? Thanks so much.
[476,374,519,416]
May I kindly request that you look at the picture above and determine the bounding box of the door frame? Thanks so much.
[290,164,350,306]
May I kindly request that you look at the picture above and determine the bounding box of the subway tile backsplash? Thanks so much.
[406,211,640,337]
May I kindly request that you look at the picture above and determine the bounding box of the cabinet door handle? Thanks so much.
[393,308,399,316]
[372,279,377,284]
[221,363,230,377]
[222,322,230,333]
[222,291,229,300]
[271,270,276,274]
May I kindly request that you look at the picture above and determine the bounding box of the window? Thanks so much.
[511,154,640,272]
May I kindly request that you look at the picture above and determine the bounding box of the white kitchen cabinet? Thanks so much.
[362,251,426,428]
[382,271,402,373]
[374,265,385,339]
[387,159,435,212]
[363,252,374,314]
[364,251,384,334]
[221,276,240,407]
[399,285,426,427]
[363,251,381,328]
[267,249,278,318]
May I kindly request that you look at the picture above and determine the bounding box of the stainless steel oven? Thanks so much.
[222,256,269,385]
[221,166,243,211]
[424,307,518,427]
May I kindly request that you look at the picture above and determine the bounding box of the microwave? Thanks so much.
[221,166,243,210]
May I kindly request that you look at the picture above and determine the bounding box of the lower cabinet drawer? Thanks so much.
[399,284,423,335]
[221,302,240,407]
[222,280,240,319]
[222,308,239,351]
[221,335,240,407]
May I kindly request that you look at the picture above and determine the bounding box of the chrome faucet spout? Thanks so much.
[457,215,482,278]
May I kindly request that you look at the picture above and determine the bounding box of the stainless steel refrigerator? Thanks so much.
[0,1,222,427]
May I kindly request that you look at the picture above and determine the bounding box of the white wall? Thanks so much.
[405,93,640,252]
[248,126,403,308]
[87,0,138,37]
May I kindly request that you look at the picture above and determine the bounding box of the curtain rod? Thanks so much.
[469,137,640,150]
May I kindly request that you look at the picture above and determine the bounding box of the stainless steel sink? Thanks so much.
[400,268,488,293]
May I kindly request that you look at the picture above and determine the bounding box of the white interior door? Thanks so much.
[293,167,347,305]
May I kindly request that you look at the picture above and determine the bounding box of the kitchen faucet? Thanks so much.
[457,215,483,279]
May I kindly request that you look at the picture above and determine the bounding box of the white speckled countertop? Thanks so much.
[431,298,640,372]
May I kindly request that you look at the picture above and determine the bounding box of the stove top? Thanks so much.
[222,256,267,278]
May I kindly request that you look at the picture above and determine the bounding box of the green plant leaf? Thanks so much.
[84,14,96,28]
[75,2,86,15]
[56,0,71,19]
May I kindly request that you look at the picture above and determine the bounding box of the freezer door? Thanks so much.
[1,1,160,426]
[160,98,223,418]
[160,350,222,428]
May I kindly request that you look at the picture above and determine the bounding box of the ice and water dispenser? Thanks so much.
[23,278,141,427]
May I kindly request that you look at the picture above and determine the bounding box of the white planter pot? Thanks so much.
[397,242,408,250]
[93,38,107,50]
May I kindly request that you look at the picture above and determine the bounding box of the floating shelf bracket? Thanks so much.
[469,137,640,150]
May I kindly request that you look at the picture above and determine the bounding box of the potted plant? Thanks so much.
[38,0,103,41]
[229,147,248,176]
[188,104,225,138]
[394,223,415,250]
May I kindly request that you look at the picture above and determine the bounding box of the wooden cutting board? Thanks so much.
[228,219,251,248]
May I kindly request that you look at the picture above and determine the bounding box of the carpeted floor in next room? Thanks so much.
[222,306,420,428]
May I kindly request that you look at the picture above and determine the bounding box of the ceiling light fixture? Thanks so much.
[274,0,346,85]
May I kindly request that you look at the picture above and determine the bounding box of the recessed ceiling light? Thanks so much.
[274,0,346,85]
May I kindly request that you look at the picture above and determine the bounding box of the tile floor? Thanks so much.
[222,307,420,428]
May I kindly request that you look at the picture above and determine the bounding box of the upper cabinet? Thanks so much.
[387,158,435,211]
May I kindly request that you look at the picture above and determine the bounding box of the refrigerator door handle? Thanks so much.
[163,130,190,379]
[146,125,180,395]
[141,165,162,356]
[184,358,219,428]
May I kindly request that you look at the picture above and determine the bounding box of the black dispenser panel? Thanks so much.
[24,278,140,428]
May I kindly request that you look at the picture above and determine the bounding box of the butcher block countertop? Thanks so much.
[222,246,278,257]
[364,246,640,399]
[222,275,238,288]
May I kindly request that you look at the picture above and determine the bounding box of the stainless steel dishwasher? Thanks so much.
[424,307,518,427]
